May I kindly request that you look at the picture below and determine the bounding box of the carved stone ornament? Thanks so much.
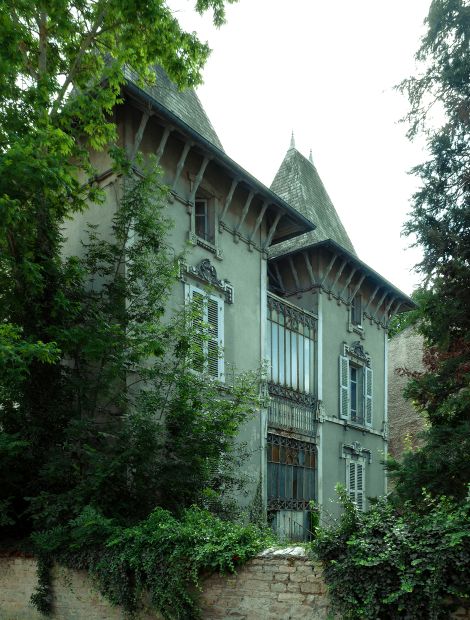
[341,441,372,463]
[343,341,370,366]
[183,259,234,304]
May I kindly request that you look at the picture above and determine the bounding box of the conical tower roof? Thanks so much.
[270,145,356,256]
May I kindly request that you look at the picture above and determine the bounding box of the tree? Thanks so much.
[0,0,264,539]
[389,0,470,503]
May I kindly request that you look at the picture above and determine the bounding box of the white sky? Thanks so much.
[168,0,432,295]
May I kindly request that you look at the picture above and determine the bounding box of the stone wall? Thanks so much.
[1,549,469,619]
[388,326,426,459]
[0,548,328,620]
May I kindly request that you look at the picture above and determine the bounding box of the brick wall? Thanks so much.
[1,550,469,619]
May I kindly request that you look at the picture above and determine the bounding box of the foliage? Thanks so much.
[390,0,470,503]
[32,505,273,619]
[387,289,426,339]
[30,555,53,616]
[313,485,470,620]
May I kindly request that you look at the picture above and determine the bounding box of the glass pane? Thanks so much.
[272,322,278,383]
[285,330,291,387]
[279,465,286,498]
[267,319,272,380]
[279,325,285,385]
[272,444,280,463]
[291,332,297,391]
[304,338,310,393]
[298,334,304,392]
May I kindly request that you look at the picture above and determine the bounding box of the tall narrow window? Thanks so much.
[351,294,362,327]
[195,198,215,243]
[267,295,316,395]
[339,352,373,427]
[350,366,358,421]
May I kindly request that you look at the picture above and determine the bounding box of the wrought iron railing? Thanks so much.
[267,383,317,436]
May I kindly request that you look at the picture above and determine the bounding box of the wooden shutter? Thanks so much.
[191,288,205,373]
[207,296,224,380]
[365,366,373,427]
[339,355,349,419]
[188,285,224,380]
[347,461,365,511]
[348,461,356,503]
[356,463,364,511]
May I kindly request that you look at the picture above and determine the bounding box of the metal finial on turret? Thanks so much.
[309,149,313,164]
[290,131,295,149]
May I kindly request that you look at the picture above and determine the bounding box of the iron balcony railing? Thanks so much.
[267,382,317,436]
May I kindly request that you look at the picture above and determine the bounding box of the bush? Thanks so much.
[313,486,470,619]
[32,505,274,619]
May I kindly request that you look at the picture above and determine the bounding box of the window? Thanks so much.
[339,354,373,426]
[187,284,224,380]
[347,459,365,511]
[350,293,362,327]
[194,197,215,244]
[267,433,316,511]
[267,295,316,394]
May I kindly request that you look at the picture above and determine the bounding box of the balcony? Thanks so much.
[267,383,317,437]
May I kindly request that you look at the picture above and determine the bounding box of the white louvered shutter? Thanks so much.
[339,355,350,419]
[191,288,205,373]
[365,366,373,427]
[207,296,224,380]
[356,463,364,511]
[188,285,224,380]
[348,461,356,503]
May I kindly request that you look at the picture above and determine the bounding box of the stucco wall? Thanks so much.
[388,327,426,459]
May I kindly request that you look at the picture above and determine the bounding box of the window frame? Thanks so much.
[339,351,373,428]
[186,283,224,381]
[346,457,366,511]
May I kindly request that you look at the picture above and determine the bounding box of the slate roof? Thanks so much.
[124,65,224,151]
[269,146,356,257]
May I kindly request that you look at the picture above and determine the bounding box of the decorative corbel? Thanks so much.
[381,296,397,325]
[363,285,380,314]
[348,273,366,303]
[330,259,348,295]
[188,155,211,203]
[172,141,193,191]
[155,126,172,164]
[248,201,269,245]
[234,190,255,236]
[386,300,403,327]
[130,107,151,161]
[273,263,286,294]
[372,290,389,322]
[302,251,316,286]
[263,211,283,249]
[320,253,338,287]
[219,178,239,226]
[288,256,301,291]
[338,266,357,300]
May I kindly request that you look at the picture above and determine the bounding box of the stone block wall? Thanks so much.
[1,549,469,619]
[388,326,426,459]
[200,547,330,619]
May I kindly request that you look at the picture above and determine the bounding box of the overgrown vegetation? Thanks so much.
[32,506,273,619]
[313,486,470,620]
[386,0,470,504]
[0,1,271,617]
[315,1,470,617]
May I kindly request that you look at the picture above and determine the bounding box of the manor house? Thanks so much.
[67,66,414,539]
